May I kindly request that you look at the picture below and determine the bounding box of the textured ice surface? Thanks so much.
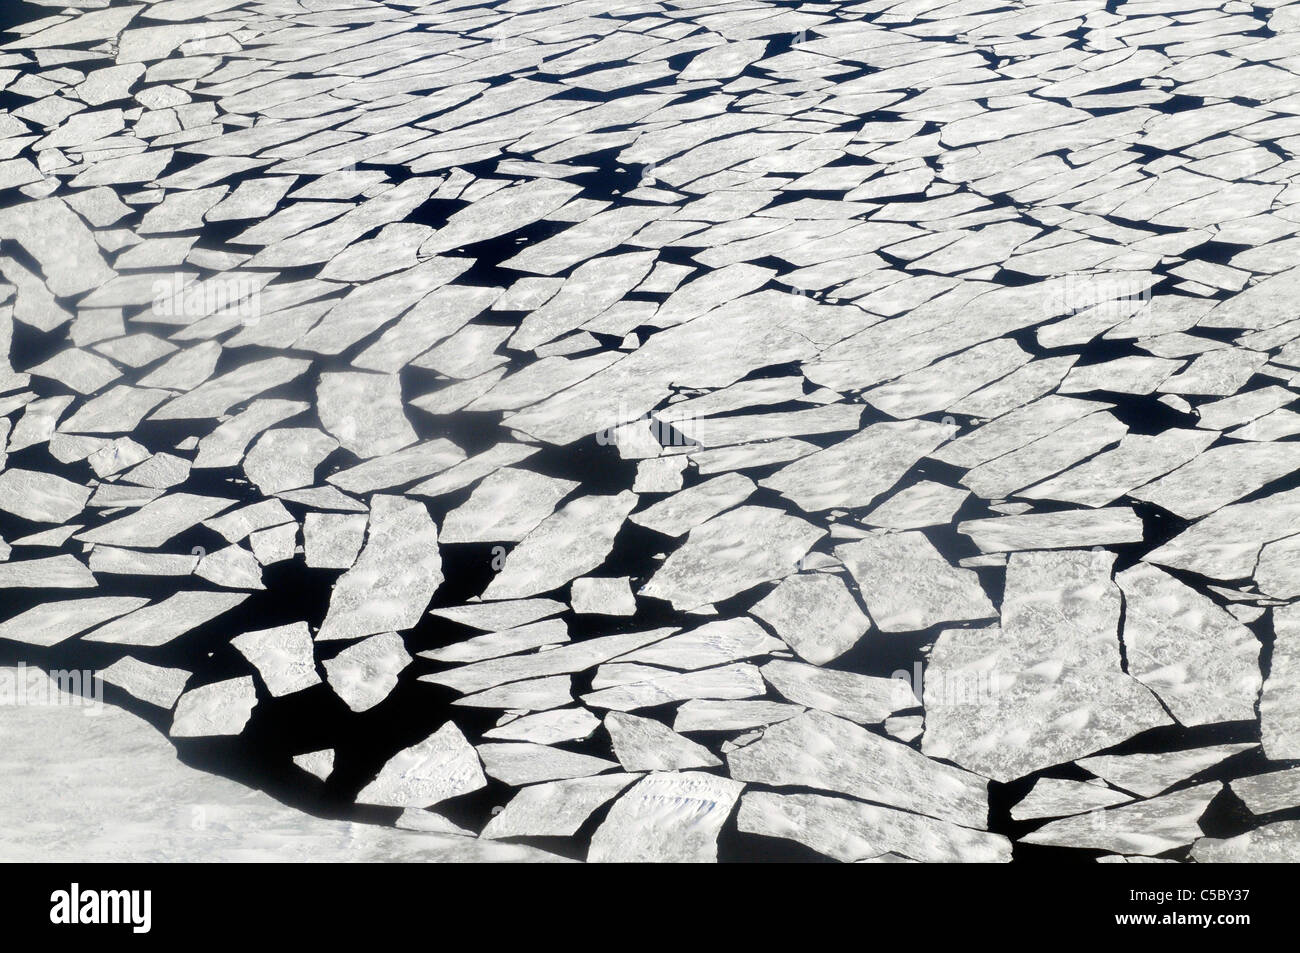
[1010,779,1133,822]
[640,505,824,611]
[1116,564,1261,726]
[231,622,321,698]
[922,551,1171,782]
[1021,783,1222,856]
[748,574,869,664]
[316,496,442,641]
[356,722,486,809]
[482,774,637,841]
[836,532,995,633]
[1077,745,1256,798]
[728,710,990,828]
[738,792,1011,864]
[322,632,412,713]
[1262,604,1300,760]
[588,772,743,863]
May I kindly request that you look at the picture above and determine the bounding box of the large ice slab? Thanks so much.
[835,532,994,632]
[921,551,1171,782]
[738,792,1011,863]
[748,573,870,664]
[1116,563,1261,726]
[1021,783,1221,856]
[728,710,990,828]
[481,492,637,600]
[356,722,486,808]
[588,772,744,863]
[317,496,442,641]
[641,506,824,611]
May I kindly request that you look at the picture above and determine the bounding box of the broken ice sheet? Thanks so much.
[0,596,148,647]
[196,546,264,591]
[1077,744,1256,799]
[569,576,636,616]
[421,618,569,666]
[728,710,990,828]
[587,771,744,863]
[482,774,637,841]
[748,572,869,664]
[454,675,574,713]
[759,419,955,512]
[427,598,564,631]
[480,491,637,601]
[322,633,412,713]
[921,550,1171,783]
[483,708,599,745]
[835,532,993,633]
[1144,487,1300,581]
[424,628,674,697]
[1230,767,1300,816]
[1157,347,1266,396]
[303,512,367,569]
[341,278,495,372]
[75,492,233,548]
[615,617,783,671]
[440,468,577,543]
[862,338,1031,419]
[250,523,303,566]
[98,656,190,710]
[356,722,485,808]
[294,750,335,783]
[83,591,249,647]
[151,358,310,422]
[58,385,173,435]
[860,480,969,530]
[509,251,655,351]
[1262,604,1300,760]
[605,711,721,772]
[628,472,754,537]
[316,495,442,641]
[88,547,198,577]
[934,395,1106,470]
[170,677,257,738]
[476,742,617,787]
[1116,563,1261,726]
[1058,356,1182,395]
[206,500,293,545]
[243,428,338,495]
[961,411,1128,500]
[673,699,803,733]
[1020,783,1222,856]
[738,792,1011,864]
[231,622,321,698]
[1019,429,1217,508]
[407,441,539,499]
[640,505,824,611]
[761,659,917,725]
[957,508,1144,553]
[1129,442,1300,519]
[0,198,114,297]
[690,438,819,475]
[1010,779,1134,822]
[327,439,466,495]
[466,352,621,413]
[13,0,1300,866]
[1193,820,1300,863]
[317,372,416,460]
[580,662,765,713]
